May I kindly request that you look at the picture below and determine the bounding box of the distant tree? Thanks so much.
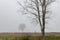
[17,0,55,40]
[19,23,26,32]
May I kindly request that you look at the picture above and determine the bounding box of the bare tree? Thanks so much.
[17,0,55,40]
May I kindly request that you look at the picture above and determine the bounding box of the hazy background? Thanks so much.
[0,0,60,32]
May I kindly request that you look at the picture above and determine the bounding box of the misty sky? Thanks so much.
[0,0,60,32]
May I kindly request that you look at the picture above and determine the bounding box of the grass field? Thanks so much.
[0,32,60,40]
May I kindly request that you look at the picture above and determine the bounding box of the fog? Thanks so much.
[0,0,60,32]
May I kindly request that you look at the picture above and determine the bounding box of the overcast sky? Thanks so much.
[0,0,60,32]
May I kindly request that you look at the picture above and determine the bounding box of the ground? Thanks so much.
[0,32,60,40]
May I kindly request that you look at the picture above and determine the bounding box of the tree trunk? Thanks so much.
[41,27,45,40]
[41,0,46,40]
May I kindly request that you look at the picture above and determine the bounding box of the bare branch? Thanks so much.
[46,0,55,6]
[17,1,38,17]
[26,5,37,11]
[35,0,42,28]
[39,0,43,5]
[31,0,36,5]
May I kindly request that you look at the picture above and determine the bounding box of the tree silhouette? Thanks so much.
[17,0,55,40]
[19,23,26,32]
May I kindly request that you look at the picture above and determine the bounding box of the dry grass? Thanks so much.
[0,32,59,40]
